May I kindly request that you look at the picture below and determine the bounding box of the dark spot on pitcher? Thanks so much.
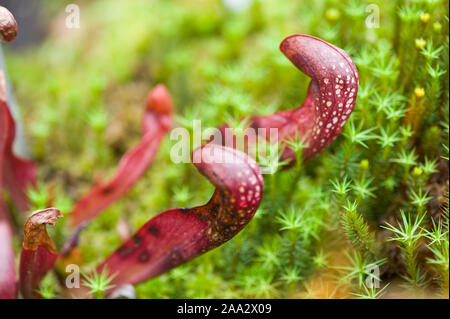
[148,226,159,236]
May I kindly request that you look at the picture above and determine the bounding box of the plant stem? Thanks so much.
[285,156,303,204]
